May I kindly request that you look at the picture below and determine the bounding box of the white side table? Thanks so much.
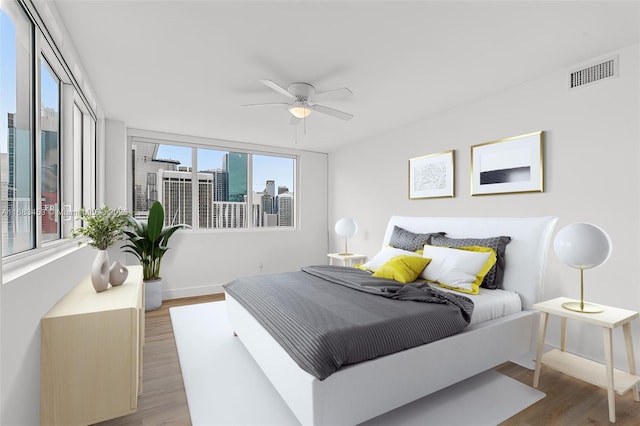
[533,297,640,423]
[327,253,367,267]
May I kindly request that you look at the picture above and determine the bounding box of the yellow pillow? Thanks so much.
[372,255,431,283]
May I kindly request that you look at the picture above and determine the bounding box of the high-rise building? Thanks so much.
[40,106,59,238]
[225,152,247,202]
[251,191,263,227]
[131,142,179,213]
[6,112,34,254]
[278,192,294,227]
[202,168,228,202]
[157,169,213,227]
[261,193,275,215]
[265,180,275,197]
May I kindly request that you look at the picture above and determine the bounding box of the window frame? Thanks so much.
[1,0,98,272]
[128,132,299,232]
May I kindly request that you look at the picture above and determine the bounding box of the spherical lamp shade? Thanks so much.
[335,218,358,238]
[554,223,612,269]
[553,222,612,313]
[335,218,358,255]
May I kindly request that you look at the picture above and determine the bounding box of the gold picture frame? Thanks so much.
[471,131,543,196]
[408,150,455,199]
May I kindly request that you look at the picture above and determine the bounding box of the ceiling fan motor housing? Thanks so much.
[288,82,315,99]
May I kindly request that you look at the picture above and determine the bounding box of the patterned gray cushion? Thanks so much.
[389,226,445,252]
[429,235,511,289]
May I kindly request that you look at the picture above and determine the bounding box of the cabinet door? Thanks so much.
[41,308,138,425]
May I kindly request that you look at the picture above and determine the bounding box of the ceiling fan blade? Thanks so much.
[242,102,289,108]
[311,104,354,121]
[259,79,295,99]
[313,87,353,101]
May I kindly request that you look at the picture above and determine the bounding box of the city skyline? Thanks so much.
[156,144,294,192]
[133,141,294,229]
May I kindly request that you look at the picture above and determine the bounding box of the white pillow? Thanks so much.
[421,245,495,294]
[360,246,422,272]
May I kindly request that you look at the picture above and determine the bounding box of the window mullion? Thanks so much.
[60,85,74,238]
[247,154,253,229]
[33,43,43,248]
[191,147,198,229]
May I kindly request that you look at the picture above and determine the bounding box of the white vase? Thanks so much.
[109,261,129,286]
[91,250,110,292]
[145,278,163,311]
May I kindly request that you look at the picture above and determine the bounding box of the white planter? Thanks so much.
[144,278,163,311]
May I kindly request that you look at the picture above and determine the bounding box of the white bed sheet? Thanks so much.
[433,284,522,325]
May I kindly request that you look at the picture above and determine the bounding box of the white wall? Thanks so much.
[329,44,640,371]
[104,119,128,209]
[0,246,95,425]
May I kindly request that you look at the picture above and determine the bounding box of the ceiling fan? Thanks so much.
[243,79,354,122]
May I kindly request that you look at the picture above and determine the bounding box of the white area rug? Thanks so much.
[170,302,545,426]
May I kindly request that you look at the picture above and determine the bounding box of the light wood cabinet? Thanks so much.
[40,265,144,426]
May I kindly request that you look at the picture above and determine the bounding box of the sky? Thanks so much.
[1,10,16,151]
[156,144,294,192]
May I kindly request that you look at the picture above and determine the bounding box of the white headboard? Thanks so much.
[382,216,558,309]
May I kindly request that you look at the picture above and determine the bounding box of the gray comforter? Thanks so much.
[223,265,474,380]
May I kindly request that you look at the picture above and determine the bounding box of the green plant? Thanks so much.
[122,201,182,281]
[70,205,130,250]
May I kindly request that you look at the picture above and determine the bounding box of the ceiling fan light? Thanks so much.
[289,104,311,119]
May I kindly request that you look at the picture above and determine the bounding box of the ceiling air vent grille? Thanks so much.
[569,56,618,90]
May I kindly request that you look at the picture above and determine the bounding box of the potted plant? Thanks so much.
[123,201,182,311]
[70,205,130,292]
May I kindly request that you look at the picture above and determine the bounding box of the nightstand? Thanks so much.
[327,253,367,267]
[533,297,640,423]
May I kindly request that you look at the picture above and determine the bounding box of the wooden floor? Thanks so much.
[98,294,640,426]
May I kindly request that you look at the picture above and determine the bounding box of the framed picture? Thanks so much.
[471,131,543,196]
[408,150,454,199]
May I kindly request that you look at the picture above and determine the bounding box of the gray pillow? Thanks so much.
[389,226,445,252]
[429,235,511,289]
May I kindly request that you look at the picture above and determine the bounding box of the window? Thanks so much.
[1,3,34,256]
[40,57,60,242]
[131,139,296,229]
[251,155,295,228]
[0,1,97,259]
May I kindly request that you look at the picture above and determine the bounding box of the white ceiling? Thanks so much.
[52,1,639,153]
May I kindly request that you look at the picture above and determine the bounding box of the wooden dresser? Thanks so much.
[40,265,144,426]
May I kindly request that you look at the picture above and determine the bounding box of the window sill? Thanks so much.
[2,239,86,284]
[182,226,298,234]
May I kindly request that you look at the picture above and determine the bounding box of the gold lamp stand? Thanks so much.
[562,268,603,314]
[338,238,352,256]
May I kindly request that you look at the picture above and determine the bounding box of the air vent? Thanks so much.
[569,55,618,89]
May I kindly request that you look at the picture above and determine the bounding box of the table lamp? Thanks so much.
[553,222,612,313]
[335,218,358,256]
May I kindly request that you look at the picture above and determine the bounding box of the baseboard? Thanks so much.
[163,283,225,300]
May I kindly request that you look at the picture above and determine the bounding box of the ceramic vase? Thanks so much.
[109,261,129,286]
[91,250,110,292]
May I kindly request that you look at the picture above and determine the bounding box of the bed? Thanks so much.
[224,216,558,425]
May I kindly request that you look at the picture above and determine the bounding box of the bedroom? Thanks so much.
[1,0,639,425]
